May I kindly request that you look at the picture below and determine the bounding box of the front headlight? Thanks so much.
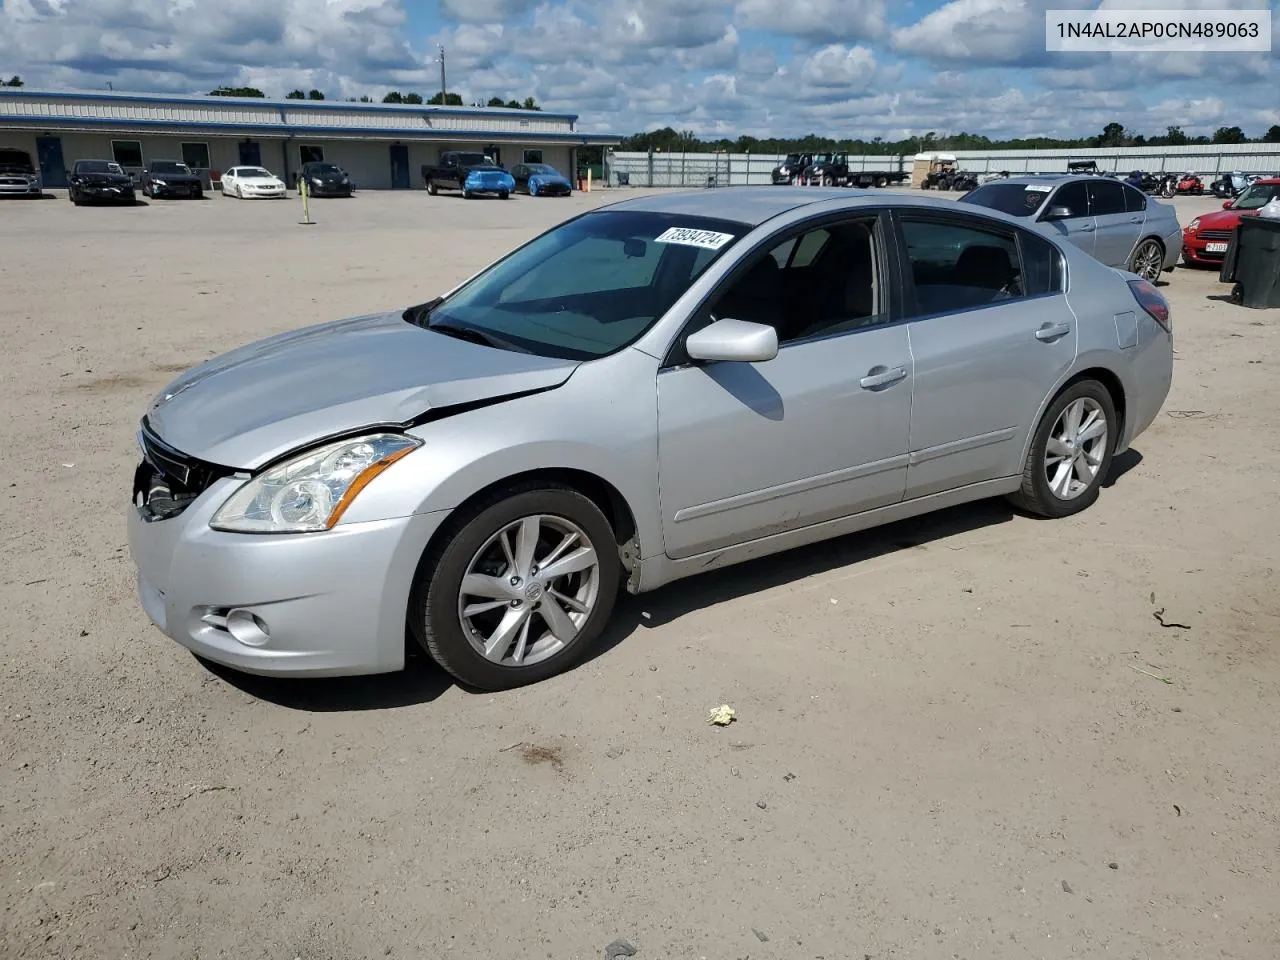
[1187,218,1200,232]
[311,177,322,185]
[210,433,421,534]
[152,178,167,185]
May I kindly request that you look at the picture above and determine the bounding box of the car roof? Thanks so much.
[597,186,1048,228]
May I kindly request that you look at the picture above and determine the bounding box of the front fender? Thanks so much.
[335,349,663,560]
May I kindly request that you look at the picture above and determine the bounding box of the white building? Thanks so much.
[0,89,619,190]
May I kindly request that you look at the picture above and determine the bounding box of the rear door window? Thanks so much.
[1086,179,1126,216]
[899,216,1025,315]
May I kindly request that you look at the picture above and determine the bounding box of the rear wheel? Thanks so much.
[499,190,509,200]
[426,179,438,196]
[875,175,888,188]
[1129,238,1164,282]
[463,189,473,199]
[412,485,620,690]
[1008,380,1117,519]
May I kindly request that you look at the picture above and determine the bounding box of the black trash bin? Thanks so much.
[1233,217,1280,309]
[1219,227,1242,283]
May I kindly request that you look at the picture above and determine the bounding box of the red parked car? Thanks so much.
[1182,177,1280,266]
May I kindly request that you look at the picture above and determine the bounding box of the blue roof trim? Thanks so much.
[0,88,578,123]
[0,113,620,144]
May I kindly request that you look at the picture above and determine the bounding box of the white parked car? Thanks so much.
[220,166,287,199]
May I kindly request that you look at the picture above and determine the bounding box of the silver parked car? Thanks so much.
[959,175,1181,282]
[128,188,1174,690]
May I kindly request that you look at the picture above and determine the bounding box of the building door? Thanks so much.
[35,136,67,189]
[389,144,410,189]
[238,141,261,167]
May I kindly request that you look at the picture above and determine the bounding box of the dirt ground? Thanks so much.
[1,185,1277,960]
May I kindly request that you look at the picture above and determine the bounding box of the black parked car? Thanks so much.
[68,159,137,205]
[299,161,354,197]
[141,160,203,199]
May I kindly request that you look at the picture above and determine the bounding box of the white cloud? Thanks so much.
[736,0,887,42]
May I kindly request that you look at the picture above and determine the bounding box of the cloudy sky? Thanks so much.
[1,0,1276,140]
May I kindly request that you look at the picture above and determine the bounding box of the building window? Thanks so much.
[111,140,143,167]
[181,142,210,170]
[523,149,543,164]
[299,145,324,164]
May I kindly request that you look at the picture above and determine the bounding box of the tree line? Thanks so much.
[621,121,1280,155]
[208,85,540,109]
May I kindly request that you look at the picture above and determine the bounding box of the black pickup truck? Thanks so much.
[801,152,849,186]
[422,151,515,198]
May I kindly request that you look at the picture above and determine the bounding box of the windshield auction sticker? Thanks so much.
[654,227,735,250]
[1046,8,1270,52]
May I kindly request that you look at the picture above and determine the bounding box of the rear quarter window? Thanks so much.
[1018,230,1066,296]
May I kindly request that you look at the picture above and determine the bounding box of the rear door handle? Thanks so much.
[1129,216,1143,223]
[1035,322,1071,341]
[859,365,908,390]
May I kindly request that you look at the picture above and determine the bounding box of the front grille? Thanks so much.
[133,420,230,521]
[1197,230,1233,241]
[0,177,29,186]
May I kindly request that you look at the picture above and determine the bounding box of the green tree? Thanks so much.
[209,86,265,97]
[1212,125,1246,144]
[522,96,540,111]
[486,96,506,107]
[2,75,23,87]
[1097,121,1128,147]
[1164,126,1189,145]
[426,92,463,105]
[1265,125,1280,143]
[403,92,424,104]
[382,91,404,103]
[308,89,325,100]
[285,89,306,99]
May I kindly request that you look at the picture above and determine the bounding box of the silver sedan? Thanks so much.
[128,188,1174,690]
[959,174,1182,282]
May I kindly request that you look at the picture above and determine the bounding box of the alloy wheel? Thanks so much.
[457,514,601,667]
[1133,240,1163,281]
[1044,397,1108,500]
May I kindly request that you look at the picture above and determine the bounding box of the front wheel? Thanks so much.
[875,175,888,188]
[1007,380,1117,519]
[412,486,621,690]
[463,189,473,199]
[499,190,509,200]
[426,179,438,196]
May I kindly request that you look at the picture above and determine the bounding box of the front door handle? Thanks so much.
[859,365,908,390]
[1035,322,1071,342]
[1079,223,1096,232]
[1129,216,1143,223]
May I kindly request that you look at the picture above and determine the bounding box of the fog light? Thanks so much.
[225,608,271,647]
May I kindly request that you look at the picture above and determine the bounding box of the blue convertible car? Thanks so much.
[510,162,573,197]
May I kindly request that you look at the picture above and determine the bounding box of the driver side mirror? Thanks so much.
[685,318,778,364]
[1042,205,1073,220]
[1223,200,1234,209]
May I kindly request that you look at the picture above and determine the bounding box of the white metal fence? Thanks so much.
[604,144,1280,188]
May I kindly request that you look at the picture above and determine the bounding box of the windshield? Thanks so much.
[1233,182,1280,210]
[453,153,491,166]
[76,160,123,174]
[309,163,342,174]
[418,211,747,360]
[783,154,801,164]
[239,167,273,179]
[527,164,559,175]
[151,161,190,174]
[0,149,33,171]
[959,182,1051,217]
[812,154,833,165]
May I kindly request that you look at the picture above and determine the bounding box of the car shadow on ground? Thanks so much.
[205,448,1145,711]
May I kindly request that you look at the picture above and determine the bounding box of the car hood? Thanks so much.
[145,311,580,470]
[77,173,132,185]
[1192,208,1254,231]
[464,165,510,175]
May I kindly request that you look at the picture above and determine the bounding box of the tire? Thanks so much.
[411,484,621,690]
[426,179,438,195]
[463,189,473,199]
[194,189,203,200]
[499,191,509,200]
[1128,238,1164,282]
[1007,379,1117,519]
[875,176,888,188]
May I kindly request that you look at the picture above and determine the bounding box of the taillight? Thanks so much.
[1127,279,1171,334]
